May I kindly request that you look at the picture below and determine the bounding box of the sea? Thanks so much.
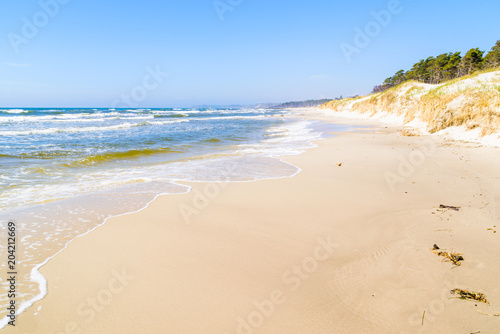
[0,107,350,327]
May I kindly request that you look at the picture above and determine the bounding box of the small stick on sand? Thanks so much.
[439,204,460,211]
[472,307,500,317]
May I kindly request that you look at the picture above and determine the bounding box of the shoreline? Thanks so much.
[0,185,188,330]
[4,114,500,333]
[0,114,323,330]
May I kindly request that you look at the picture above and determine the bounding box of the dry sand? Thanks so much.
[6,115,500,334]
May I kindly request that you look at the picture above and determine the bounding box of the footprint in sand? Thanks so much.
[326,214,426,332]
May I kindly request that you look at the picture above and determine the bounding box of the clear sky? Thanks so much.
[1,0,499,107]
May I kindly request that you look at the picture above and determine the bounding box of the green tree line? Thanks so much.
[372,40,500,93]
[271,99,335,109]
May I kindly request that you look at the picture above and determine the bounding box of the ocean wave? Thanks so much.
[0,119,189,136]
[190,115,268,121]
[0,113,183,124]
[0,123,136,136]
[233,120,322,157]
[1,112,123,120]
[0,114,97,122]
[202,138,222,143]
[153,113,189,118]
[112,116,155,121]
[65,147,183,166]
[0,113,331,327]
[126,109,151,113]
[19,151,77,159]
[0,151,72,160]
[146,120,190,126]
[0,109,30,114]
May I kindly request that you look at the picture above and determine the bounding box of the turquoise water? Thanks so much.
[0,108,322,213]
[0,107,339,327]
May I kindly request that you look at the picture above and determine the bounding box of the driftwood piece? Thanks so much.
[439,204,460,211]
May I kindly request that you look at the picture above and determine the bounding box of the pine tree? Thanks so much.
[430,53,452,83]
[484,40,500,69]
[392,70,406,86]
[405,58,431,83]
[458,48,484,76]
[443,52,462,80]
[373,41,497,91]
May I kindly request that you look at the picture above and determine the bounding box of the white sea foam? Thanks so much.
[0,112,157,123]
[0,119,190,136]
[0,113,338,328]
[0,109,27,113]
[0,123,134,136]
[191,115,268,121]
[235,119,323,156]
[146,119,190,125]
[0,181,191,330]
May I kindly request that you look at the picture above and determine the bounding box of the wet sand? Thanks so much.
[6,116,500,333]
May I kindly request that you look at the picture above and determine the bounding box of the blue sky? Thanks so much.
[0,0,499,107]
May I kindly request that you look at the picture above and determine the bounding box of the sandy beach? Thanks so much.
[7,114,500,334]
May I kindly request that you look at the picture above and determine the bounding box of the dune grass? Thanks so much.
[320,70,500,137]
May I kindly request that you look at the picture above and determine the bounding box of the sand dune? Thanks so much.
[320,70,500,146]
